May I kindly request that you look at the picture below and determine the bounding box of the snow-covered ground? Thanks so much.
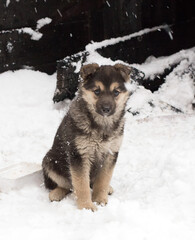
[0,48,195,240]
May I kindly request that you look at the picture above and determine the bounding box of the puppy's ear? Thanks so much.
[114,64,131,82]
[80,63,99,81]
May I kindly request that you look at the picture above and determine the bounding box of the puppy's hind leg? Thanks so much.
[49,187,70,202]
[47,170,71,202]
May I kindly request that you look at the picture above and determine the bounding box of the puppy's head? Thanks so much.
[80,63,131,117]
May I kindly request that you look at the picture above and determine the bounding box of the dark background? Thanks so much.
[0,0,194,74]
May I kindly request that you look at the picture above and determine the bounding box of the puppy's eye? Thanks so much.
[113,89,120,97]
[94,89,100,96]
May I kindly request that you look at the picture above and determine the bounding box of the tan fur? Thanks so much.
[81,81,105,107]
[73,122,122,208]
[116,91,130,109]
[75,129,123,159]
[75,87,126,137]
[74,131,122,207]
[70,167,97,211]
[49,187,70,202]
[81,86,129,125]
[95,81,105,91]
[92,156,115,205]
[48,170,71,189]
[110,82,120,91]
[82,88,97,106]
[78,90,126,132]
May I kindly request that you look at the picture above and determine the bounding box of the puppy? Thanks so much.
[42,63,131,211]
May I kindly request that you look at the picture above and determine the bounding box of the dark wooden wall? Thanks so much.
[0,0,194,74]
[99,0,195,63]
[0,0,104,73]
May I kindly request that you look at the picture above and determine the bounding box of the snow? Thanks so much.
[18,27,43,41]
[133,47,195,79]
[158,60,195,112]
[0,48,195,239]
[0,70,68,167]
[85,24,173,53]
[7,42,13,53]
[106,1,111,7]
[6,0,10,7]
[0,28,42,41]
[0,163,41,180]
[1,18,52,41]
[0,162,42,193]
[57,9,63,17]
[36,17,52,30]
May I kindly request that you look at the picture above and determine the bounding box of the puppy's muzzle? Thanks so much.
[100,103,115,116]
[96,95,116,117]
[102,105,111,114]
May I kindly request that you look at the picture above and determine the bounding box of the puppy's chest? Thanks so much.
[75,131,123,159]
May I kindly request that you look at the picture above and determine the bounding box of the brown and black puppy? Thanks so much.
[42,63,131,211]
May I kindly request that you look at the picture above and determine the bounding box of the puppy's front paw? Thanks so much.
[77,201,98,212]
[92,191,108,206]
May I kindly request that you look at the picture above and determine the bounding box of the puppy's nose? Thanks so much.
[102,105,111,114]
